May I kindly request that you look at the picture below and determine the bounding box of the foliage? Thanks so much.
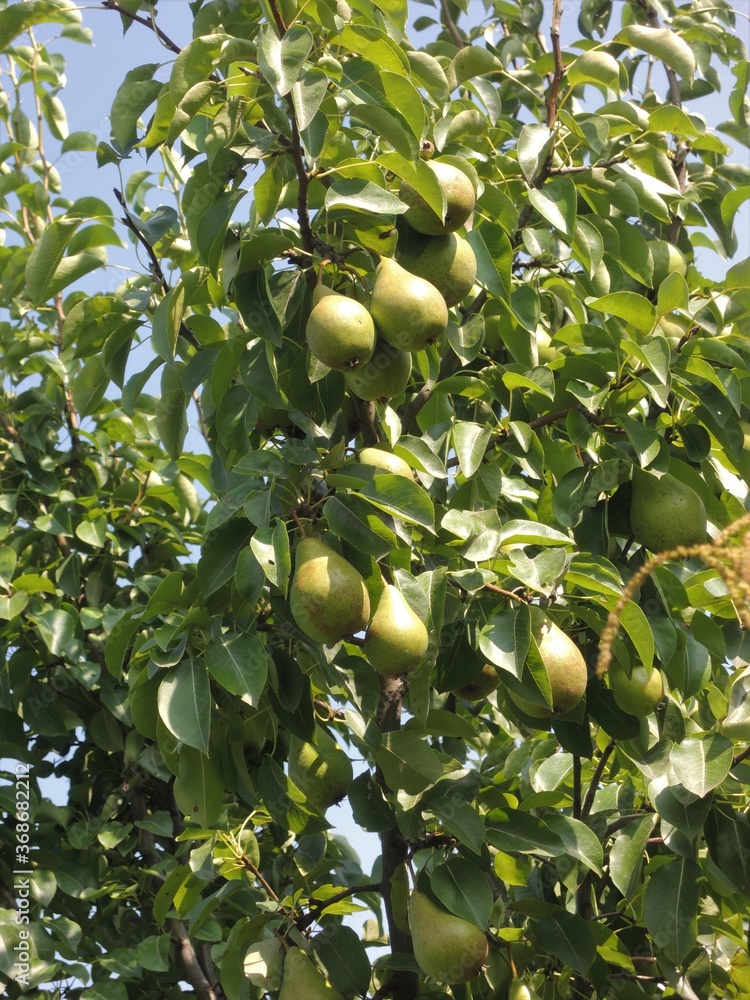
[1,0,750,998]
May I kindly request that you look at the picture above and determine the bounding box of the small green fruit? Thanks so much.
[409,889,489,983]
[610,664,664,716]
[629,469,707,552]
[364,584,428,677]
[278,946,344,1000]
[288,728,353,809]
[507,608,587,718]
[344,338,412,402]
[399,161,476,235]
[508,979,533,1000]
[290,536,370,644]
[536,330,558,364]
[306,285,375,371]
[370,257,448,352]
[357,447,413,478]
[398,232,477,307]
[453,663,500,701]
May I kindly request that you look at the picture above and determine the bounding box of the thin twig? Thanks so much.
[101,0,183,55]
[440,0,465,48]
[573,755,582,819]
[581,739,616,819]
[546,0,565,127]
[297,883,383,931]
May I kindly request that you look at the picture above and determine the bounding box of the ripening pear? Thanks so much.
[508,979,533,1000]
[400,161,476,235]
[409,889,489,983]
[453,663,500,701]
[288,727,353,809]
[357,447,413,479]
[649,238,687,287]
[278,946,344,1000]
[305,285,375,371]
[536,330,558,364]
[610,663,664,716]
[344,338,412,402]
[370,257,448,353]
[507,607,588,718]
[398,233,477,307]
[290,536,370,644]
[629,469,707,552]
[364,584,428,677]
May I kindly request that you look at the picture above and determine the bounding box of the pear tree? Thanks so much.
[1,0,750,999]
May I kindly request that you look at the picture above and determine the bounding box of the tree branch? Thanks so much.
[354,397,381,447]
[440,0,465,48]
[546,0,565,127]
[581,739,616,820]
[101,0,183,55]
[114,188,201,350]
[297,883,383,931]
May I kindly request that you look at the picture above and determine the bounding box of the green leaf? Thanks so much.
[486,810,564,855]
[427,798,486,856]
[0,0,81,51]
[110,64,162,148]
[155,389,189,461]
[478,608,530,680]
[351,103,418,160]
[528,177,577,237]
[314,925,372,998]
[25,217,82,304]
[173,748,223,827]
[325,178,408,215]
[205,633,268,704]
[431,858,493,928]
[670,734,734,798]
[546,815,604,875]
[158,659,211,754]
[375,731,443,794]
[358,475,435,531]
[452,45,501,85]
[535,911,597,973]
[648,105,705,138]
[644,857,701,964]
[257,24,313,97]
[323,495,398,558]
[657,271,689,315]
[249,522,291,594]
[0,547,17,589]
[292,67,328,131]
[616,25,695,83]
[721,185,750,226]
[517,123,554,183]
[568,50,620,90]
[33,609,76,657]
[609,814,655,898]
[587,291,656,333]
[452,421,492,478]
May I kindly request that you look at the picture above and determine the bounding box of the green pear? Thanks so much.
[344,337,412,402]
[400,161,476,235]
[306,285,375,371]
[656,314,689,348]
[453,663,500,701]
[278,946,344,1000]
[289,536,370,644]
[288,727,353,809]
[357,447,413,479]
[610,663,664,716]
[507,608,587,718]
[649,238,687,287]
[629,469,707,552]
[370,257,448,353]
[536,330,558,364]
[509,980,533,1000]
[364,584,428,677]
[398,233,477,307]
[409,889,489,983]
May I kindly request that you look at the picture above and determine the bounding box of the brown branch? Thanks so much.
[548,154,628,176]
[605,811,654,838]
[354,397,380,447]
[376,675,418,1000]
[101,0,183,55]
[546,0,565,127]
[732,744,750,769]
[484,583,529,604]
[581,739,616,819]
[114,188,200,350]
[400,352,459,435]
[297,883,383,931]
[440,0,465,48]
[267,0,288,35]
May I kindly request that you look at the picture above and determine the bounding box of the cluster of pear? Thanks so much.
[290,531,429,672]
[304,161,477,403]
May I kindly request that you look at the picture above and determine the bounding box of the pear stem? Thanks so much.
[289,509,307,538]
